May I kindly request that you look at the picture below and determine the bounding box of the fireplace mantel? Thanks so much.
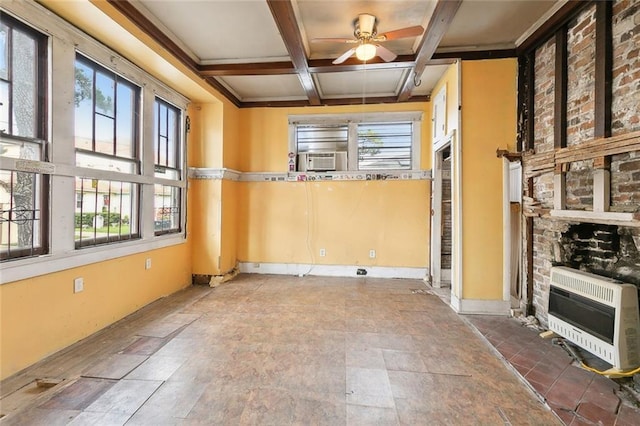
[549,209,640,227]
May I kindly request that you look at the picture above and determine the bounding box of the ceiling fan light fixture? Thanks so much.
[355,43,376,61]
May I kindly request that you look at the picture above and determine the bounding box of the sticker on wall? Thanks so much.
[288,152,296,172]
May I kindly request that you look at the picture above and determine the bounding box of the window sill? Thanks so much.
[0,233,186,284]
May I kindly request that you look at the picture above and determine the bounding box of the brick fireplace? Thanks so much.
[520,0,640,326]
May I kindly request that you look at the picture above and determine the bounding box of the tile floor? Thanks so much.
[467,315,640,426]
[0,274,613,425]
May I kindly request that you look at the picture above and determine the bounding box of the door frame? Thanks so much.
[431,141,452,288]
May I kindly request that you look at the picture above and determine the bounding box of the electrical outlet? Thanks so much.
[145,258,152,270]
[320,248,326,257]
[74,277,84,293]
[369,249,376,259]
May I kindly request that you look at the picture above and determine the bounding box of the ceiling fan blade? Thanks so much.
[312,38,358,44]
[332,48,356,64]
[378,25,424,41]
[376,45,397,62]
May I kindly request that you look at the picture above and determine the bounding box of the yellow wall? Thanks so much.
[188,99,241,275]
[432,63,460,137]
[235,103,432,268]
[220,180,239,272]
[461,59,517,300]
[237,180,430,267]
[0,245,191,379]
[189,179,223,274]
[222,100,242,171]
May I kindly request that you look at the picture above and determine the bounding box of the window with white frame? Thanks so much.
[1,1,188,280]
[153,98,182,235]
[289,112,422,172]
[0,14,49,261]
[74,54,141,248]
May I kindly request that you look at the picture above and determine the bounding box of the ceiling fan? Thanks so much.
[312,13,424,65]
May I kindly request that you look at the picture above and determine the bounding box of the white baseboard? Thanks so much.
[238,262,428,280]
[450,294,510,315]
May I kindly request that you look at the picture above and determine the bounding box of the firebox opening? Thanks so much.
[556,223,640,287]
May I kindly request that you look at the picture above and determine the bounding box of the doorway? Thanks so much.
[431,144,452,288]
[503,160,522,309]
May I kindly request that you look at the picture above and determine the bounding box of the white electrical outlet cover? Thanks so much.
[74,277,84,293]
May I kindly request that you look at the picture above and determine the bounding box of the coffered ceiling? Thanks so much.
[107,0,570,107]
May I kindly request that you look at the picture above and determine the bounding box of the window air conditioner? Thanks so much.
[298,152,336,171]
[548,266,640,370]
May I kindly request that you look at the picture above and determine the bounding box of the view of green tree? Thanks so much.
[358,129,382,158]
[74,66,113,112]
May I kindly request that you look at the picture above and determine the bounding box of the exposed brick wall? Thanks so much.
[611,151,640,211]
[533,37,556,153]
[531,219,570,326]
[566,4,596,147]
[612,0,640,135]
[524,0,640,324]
[611,0,640,211]
[533,172,554,209]
[565,159,594,210]
[442,158,452,269]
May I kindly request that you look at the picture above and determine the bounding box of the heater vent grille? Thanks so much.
[551,267,617,305]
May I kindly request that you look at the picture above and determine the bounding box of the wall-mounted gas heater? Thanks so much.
[548,266,640,370]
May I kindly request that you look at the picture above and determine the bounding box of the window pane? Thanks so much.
[154,99,181,171]
[115,84,135,158]
[158,104,167,166]
[74,56,140,172]
[0,81,9,134]
[0,138,40,160]
[0,23,7,80]
[158,136,167,166]
[75,151,136,174]
[74,61,94,150]
[167,108,177,168]
[153,102,159,164]
[154,167,179,180]
[154,184,180,234]
[0,169,43,260]
[296,125,348,153]
[95,114,114,155]
[75,177,139,248]
[95,71,115,117]
[358,122,412,170]
[11,29,36,138]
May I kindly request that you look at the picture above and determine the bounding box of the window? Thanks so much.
[74,55,142,248]
[296,124,348,154]
[75,178,138,247]
[153,98,182,235]
[290,112,421,172]
[0,15,48,261]
[2,1,188,281]
[357,122,413,170]
[154,184,180,234]
[74,55,139,173]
